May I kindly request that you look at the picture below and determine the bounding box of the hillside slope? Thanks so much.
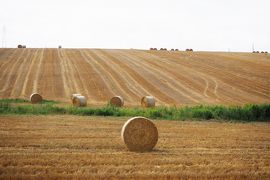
[0,48,269,106]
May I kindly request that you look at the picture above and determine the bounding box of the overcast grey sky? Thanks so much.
[0,0,269,51]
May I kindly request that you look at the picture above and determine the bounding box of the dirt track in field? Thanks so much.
[0,115,269,179]
[0,48,270,106]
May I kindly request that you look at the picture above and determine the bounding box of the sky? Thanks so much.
[0,0,269,52]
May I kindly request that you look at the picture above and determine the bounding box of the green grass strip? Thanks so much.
[0,99,269,122]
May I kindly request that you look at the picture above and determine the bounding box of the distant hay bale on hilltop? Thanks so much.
[175,49,179,51]
[18,45,23,48]
[30,93,43,104]
[160,48,167,51]
[72,95,87,107]
[171,49,175,51]
[110,96,124,107]
[141,96,155,108]
[121,116,158,152]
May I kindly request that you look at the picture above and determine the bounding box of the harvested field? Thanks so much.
[0,48,270,106]
[0,115,269,179]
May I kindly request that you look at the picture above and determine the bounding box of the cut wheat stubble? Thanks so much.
[121,117,158,152]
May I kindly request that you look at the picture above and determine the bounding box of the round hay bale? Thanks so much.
[175,49,179,51]
[121,117,158,152]
[72,95,87,107]
[141,96,155,108]
[30,93,43,104]
[71,93,81,100]
[110,96,124,107]
[171,49,175,51]
[18,45,23,48]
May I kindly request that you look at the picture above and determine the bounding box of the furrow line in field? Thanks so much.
[33,49,44,93]
[105,50,177,105]
[191,53,270,95]
[149,51,243,104]
[126,50,216,104]
[98,50,150,103]
[176,52,268,104]
[0,49,25,95]
[71,49,111,102]
[86,49,140,103]
[118,50,202,104]
[10,49,33,97]
[20,49,40,97]
[57,49,71,99]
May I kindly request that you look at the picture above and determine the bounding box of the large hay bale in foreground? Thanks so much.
[30,93,43,104]
[72,95,87,107]
[110,96,124,107]
[141,96,155,108]
[71,93,81,100]
[121,117,158,152]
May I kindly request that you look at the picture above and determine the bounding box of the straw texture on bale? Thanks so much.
[30,93,43,104]
[121,117,158,152]
[71,93,81,100]
[141,96,155,108]
[72,95,87,107]
[110,96,124,107]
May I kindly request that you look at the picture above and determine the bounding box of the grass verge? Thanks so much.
[0,99,269,122]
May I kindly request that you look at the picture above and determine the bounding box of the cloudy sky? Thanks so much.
[0,0,269,51]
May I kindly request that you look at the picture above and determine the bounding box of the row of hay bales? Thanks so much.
[71,94,156,108]
[253,51,268,54]
[29,93,156,108]
[29,93,159,152]
[150,48,190,52]
[17,45,26,48]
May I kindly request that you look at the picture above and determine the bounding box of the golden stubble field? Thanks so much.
[0,115,269,179]
[0,48,270,106]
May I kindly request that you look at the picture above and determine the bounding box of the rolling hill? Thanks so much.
[0,48,269,106]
